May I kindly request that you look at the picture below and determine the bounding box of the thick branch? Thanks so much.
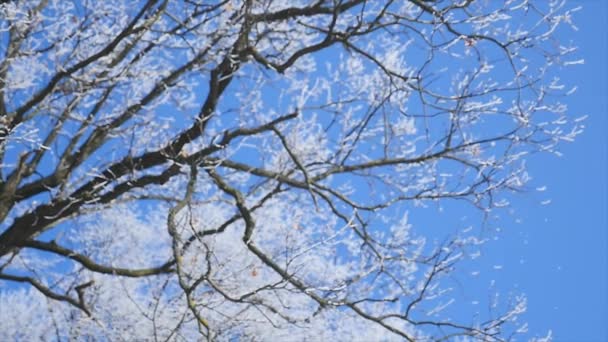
[19,240,174,277]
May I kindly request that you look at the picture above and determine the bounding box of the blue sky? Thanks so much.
[376,2,608,339]
[488,1,608,340]
[0,1,604,340]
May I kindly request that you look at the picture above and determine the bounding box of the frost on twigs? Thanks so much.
[0,0,581,340]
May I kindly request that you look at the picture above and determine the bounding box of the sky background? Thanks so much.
[486,1,608,340]
[0,1,604,341]
[57,2,608,340]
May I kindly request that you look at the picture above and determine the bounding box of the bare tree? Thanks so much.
[0,0,582,340]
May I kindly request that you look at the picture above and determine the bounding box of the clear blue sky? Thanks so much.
[401,2,607,340]
[1,2,604,340]
[487,1,608,340]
